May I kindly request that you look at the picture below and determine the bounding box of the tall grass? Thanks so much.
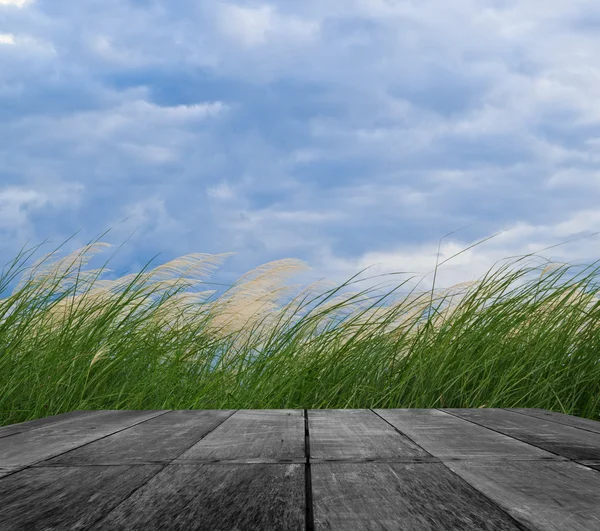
[1,231,600,427]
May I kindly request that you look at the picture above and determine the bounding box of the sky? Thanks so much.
[2,0,600,303]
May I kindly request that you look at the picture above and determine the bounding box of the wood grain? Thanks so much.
[2,408,598,529]
[40,410,236,466]
[173,409,305,463]
[0,465,163,531]
[0,410,98,439]
[374,408,558,461]
[308,409,432,461]
[0,467,16,479]
[505,408,600,435]
[444,408,600,461]
[90,464,305,531]
[311,462,526,530]
[445,459,600,531]
[0,410,167,468]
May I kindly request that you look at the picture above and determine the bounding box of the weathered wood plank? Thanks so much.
[90,464,305,531]
[0,410,98,439]
[374,408,559,461]
[0,468,16,479]
[0,410,168,469]
[505,408,600,435]
[444,459,600,531]
[172,409,305,463]
[444,408,600,462]
[0,465,163,531]
[39,410,236,466]
[311,462,526,530]
[308,409,432,461]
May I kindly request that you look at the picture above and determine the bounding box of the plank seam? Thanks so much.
[0,410,98,440]
[0,410,171,480]
[444,408,600,475]
[439,408,595,464]
[371,409,531,531]
[502,408,600,435]
[83,409,240,529]
[304,409,315,531]
[28,456,573,466]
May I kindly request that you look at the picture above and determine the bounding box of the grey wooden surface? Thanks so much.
[1,408,599,530]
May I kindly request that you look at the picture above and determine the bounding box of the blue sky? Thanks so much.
[2,0,600,300]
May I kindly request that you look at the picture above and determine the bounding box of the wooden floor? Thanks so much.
[1,409,600,530]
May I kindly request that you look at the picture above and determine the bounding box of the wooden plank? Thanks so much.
[0,410,167,469]
[172,409,305,463]
[90,464,305,531]
[444,408,600,462]
[311,462,526,530]
[585,463,600,472]
[40,410,236,466]
[0,410,98,439]
[374,409,559,461]
[308,409,432,461]
[0,465,163,531]
[505,408,600,435]
[444,459,600,531]
[0,468,16,479]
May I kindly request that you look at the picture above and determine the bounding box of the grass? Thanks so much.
[1,229,600,427]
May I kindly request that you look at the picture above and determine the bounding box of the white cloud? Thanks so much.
[118,143,176,164]
[233,208,345,226]
[0,33,15,45]
[0,184,84,229]
[120,197,183,237]
[108,100,227,126]
[207,181,236,200]
[219,4,273,47]
[302,209,600,296]
[217,3,319,47]
[546,168,600,190]
[0,0,31,7]
[90,35,145,66]
[9,98,227,161]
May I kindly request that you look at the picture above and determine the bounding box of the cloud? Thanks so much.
[5,97,227,167]
[206,181,236,200]
[0,183,84,230]
[2,0,600,304]
[218,4,274,47]
[0,33,15,44]
[120,196,183,236]
[294,211,600,298]
[0,0,32,7]
[217,3,319,47]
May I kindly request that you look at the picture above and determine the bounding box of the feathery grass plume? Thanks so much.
[423,280,482,331]
[13,243,112,295]
[93,252,233,298]
[539,261,567,279]
[90,344,110,367]
[201,258,311,355]
[37,286,116,334]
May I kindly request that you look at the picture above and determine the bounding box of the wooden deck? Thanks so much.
[1,408,600,530]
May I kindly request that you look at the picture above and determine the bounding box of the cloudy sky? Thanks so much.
[2,0,600,300]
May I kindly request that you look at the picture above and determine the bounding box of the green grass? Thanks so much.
[1,230,600,427]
